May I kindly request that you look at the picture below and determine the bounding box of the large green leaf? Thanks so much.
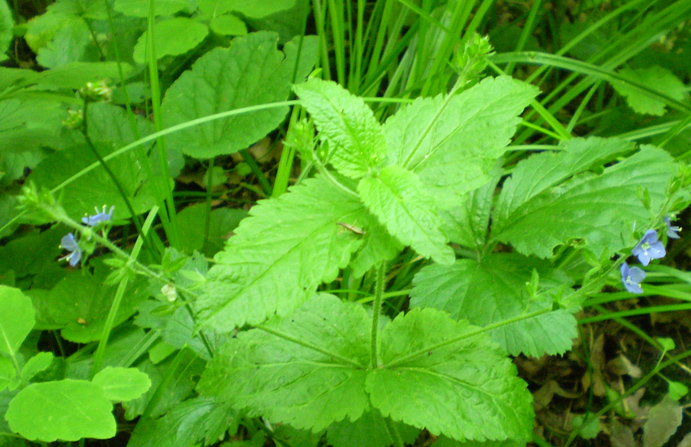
[6,379,115,441]
[358,165,454,265]
[367,308,533,442]
[491,139,676,258]
[196,175,372,331]
[411,254,577,356]
[0,99,62,152]
[200,295,532,442]
[91,367,151,402]
[197,294,371,431]
[133,18,209,63]
[27,141,158,222]
[0,286,35,357]
[612,66,688,116]
[127,397,239,447]
[442,169,500,250]
[294,79,386,179]
[326,409,420,447]
[29,264,148,343]
[383,76,538,206]
[161,31,317,159]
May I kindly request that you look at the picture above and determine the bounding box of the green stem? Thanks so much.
[370,263,386,368]
[563,349,691,447]
[81,99,152,254]
[258,325,362,368]
[239,149,272,197]
[91,207,156,377]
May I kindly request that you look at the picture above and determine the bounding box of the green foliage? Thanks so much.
[29,263,148,343]
[411,254,577,356]
[196,175,370,331]
[0,286,35,357]
[6,379,116,441]
[128,397,238,447]
[294,79,386,179]
[358,164,454,265]
[491,138,675,258]
[133,18,209,63]
[382,76,539,206]
[91,367,151,401]
[0,0,13,62]
[161,31,318,159]
[612,66,688,116]
[2,0,691,444]
[199,294,533,442]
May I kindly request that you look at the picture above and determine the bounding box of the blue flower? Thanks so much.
[60,233,82,267]
[665,216,681,239]
[82,205,114,226]
[632,229,665,266]
[620,262,645,294]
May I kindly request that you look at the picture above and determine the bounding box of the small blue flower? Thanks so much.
[632,229,666,266]
[60,233,82,267]
[665,216,681,239]
[620,262,645,294]
[82,205,114,226]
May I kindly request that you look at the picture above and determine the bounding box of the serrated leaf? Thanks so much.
[358,165,454,265]
[643,397,682,447]
[6,379,115,441]
[161,31,317,158]
[294,79,386,179]
[442,168,500,250]
[383,76,538,205]
[326,409,420,447]
[432,436,525,446]
[35,17,93,68]
[197,294,371,431]
[21,352,54,382]
[92,367,151,402]
[366,308,533,442]
[196,175,371,331]
[492,140,675,258]
[348,215,402,278]
[133,18,209,64]
[0,286,35,356]
[127,397,239,447]
[411,254,577,356]
[613,66,688,116]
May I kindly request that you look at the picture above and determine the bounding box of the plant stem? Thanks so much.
[370,262,386,368]
[239,149,273,197]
